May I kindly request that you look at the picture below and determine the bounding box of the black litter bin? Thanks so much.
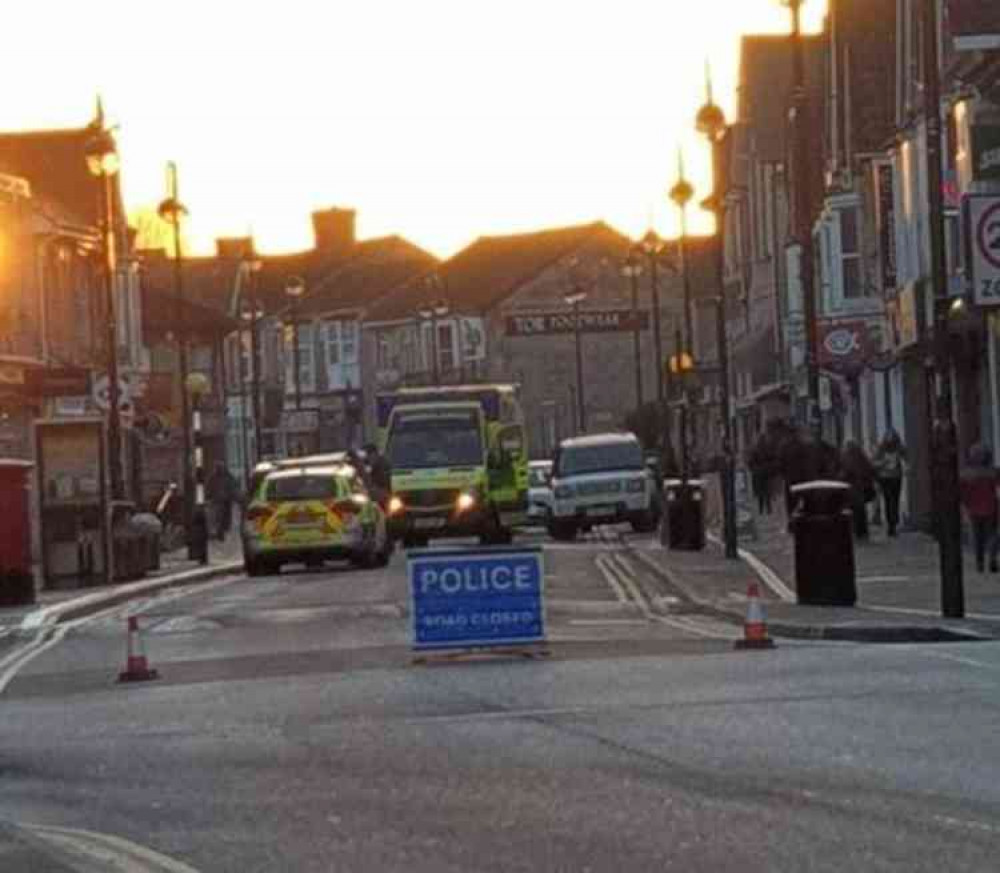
[662,478,705,551]
[790,480,856,606]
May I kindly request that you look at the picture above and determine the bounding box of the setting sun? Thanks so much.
[2,0,826,256]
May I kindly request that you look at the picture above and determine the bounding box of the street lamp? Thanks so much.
[285,276,306,409]
[638,231,668,403]
[157,162,197,556]
[697,66,739,560]
[240,259,264,465]
[621,251,644,409]
[417,294,450,385]
[84,117,124,501]
[919,0,964,616]
[780,0,821,431]
[564,288,587,434]
[184,371,210,565]
[669,150,696,480]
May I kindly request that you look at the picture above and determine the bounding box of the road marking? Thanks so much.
[865,603,1000,622]
[705,533,797,603]
[0,575,241,697]
[595,555,630,605]
[20,822,201,872]
[568,619,650,627]
[857,575,911,583]
[925,651,1000,671]
[654,613,738,640]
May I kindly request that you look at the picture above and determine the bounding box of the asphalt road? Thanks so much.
[2,527,999,872]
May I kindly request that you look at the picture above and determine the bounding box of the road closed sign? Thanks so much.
[408,547,546,652]
[965,195,1000,306]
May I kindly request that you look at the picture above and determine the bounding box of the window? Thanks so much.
[323,319,360,390]
[285,323,315,394]
[839,207,864,298]
[438,322,455,372]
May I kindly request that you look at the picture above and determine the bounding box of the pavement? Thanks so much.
[0,531,243,642]
[640,473,1000,643]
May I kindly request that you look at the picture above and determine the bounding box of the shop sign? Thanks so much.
[817,320,872,374]
[947,1,1000,52]
[972,125,1000,183]
[30,367,91,398]
[505,309,649,337]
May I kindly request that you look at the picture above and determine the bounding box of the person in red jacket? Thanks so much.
[959,443,1000,573]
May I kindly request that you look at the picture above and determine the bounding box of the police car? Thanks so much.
[242,463,391,576]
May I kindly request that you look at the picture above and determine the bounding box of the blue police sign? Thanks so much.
[408,547,546,651]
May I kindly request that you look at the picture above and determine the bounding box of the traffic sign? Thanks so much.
[408,547,546,651]
[965,194,1000,305]
[92,373,132,412]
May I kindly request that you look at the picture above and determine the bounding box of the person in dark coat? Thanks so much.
[873,429,907,537]
[781,426,841,519]
[363,442,392,508]
[747,432,778,515]
[205,462,237,541]
[841,441,876,541]
[959,443,1000,573]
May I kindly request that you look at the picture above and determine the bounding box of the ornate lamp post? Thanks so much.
[638,231,668,403]
[284,276,306,409]
[157,163,197,554]
[780,0,821,431]
[84,117,124,501]
[621,250,644,409]
[564,288,588,434]
[669,151,696,479]
[697,69,739,560]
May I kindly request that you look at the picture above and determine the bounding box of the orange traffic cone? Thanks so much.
[734,582,775,650]
[118,616,160,682]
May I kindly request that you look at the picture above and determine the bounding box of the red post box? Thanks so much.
[0,459,36,606]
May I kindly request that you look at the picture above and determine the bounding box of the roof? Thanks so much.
[364,222,621,322]
[737,34,824,162]
[139,249,246,316]
[0,124,116,228]
[140,235,436,321]
[140,276,237,342]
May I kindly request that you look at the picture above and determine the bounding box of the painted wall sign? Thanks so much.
[505,309,649,337]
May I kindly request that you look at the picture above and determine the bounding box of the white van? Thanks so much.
[547,433,658,541]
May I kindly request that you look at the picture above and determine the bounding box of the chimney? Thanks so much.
[215,237,255,260]
[311,208,356,256]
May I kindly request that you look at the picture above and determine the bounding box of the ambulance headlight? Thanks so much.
[388,495,405,516]
[456,492,477,513]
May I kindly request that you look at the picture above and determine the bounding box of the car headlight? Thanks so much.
[554,485,574,499]
[388,495,405,516]
[456,492,477,513]
[626,479,646,493]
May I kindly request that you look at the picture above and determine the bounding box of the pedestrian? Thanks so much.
[841,441,876,542]
[747,431,777,515]
[205,462,237,541]
[873,429,907,537]
[959,443,999,573]
[363,441,392,508]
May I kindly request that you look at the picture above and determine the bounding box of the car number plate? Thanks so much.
[413,518,441,530]
[586,506,612,517]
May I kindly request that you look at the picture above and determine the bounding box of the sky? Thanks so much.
[3,1,826,259]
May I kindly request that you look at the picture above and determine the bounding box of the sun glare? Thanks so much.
[1,0,827,258]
